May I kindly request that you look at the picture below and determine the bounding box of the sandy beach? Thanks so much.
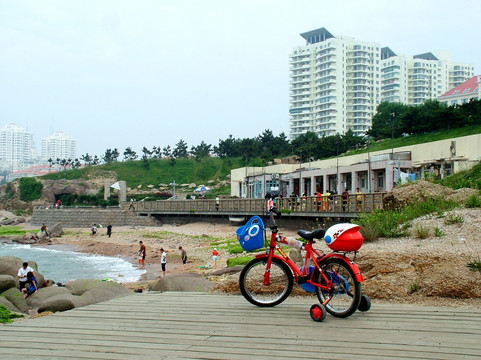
[33,221,258,287]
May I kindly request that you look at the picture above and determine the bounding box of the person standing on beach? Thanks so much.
[139,241,146,269]
[160,248,167,276]
[106,224,112,238]
[179,246,187,269]
[212,248,219,268]
[41,224,49,237]
[91,224,97,237]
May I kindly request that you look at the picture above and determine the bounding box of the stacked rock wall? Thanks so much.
[31,207,157,228]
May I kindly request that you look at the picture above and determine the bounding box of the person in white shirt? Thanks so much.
[160,248,167,277]
[17,262,35,291]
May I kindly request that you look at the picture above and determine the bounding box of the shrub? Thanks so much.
[408,283,420,294]
[414,224,430,239]
[19,177,43,202]
[359,222,381,242]
[434,227,444,237]
[465,194,481,208]
[445,214,464,225]
[0,305,23,324]
[227,256,255,267]
[467,258,481,273]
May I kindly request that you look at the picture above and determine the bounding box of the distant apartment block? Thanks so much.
[289,27,475,139]
[0,123,35,172]
[438,75,480,106]
[41,131,77,161]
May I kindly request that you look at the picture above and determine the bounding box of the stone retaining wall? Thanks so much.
[31,207,157,228]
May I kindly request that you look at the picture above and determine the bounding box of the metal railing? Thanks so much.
[127,193,386,216]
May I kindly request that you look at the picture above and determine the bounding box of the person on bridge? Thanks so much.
[355,188,363,211]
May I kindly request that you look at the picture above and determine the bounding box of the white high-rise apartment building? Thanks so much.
[289,28,475,139]
[41,131,77,161]
[0,124,35,172]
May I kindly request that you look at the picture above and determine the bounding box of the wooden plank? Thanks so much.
[1,292,480,360]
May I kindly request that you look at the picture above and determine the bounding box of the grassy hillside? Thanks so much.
[42,157,244,189]
[345,124,481,156]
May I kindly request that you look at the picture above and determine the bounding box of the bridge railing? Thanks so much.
[128,193,386,214]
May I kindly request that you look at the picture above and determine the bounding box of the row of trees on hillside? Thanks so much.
[369,99,481,140]
[61,98,480,169]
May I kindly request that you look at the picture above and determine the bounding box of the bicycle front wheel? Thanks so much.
[315,257,361,318]
[239,257,293,307]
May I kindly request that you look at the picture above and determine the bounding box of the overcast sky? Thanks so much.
[1,0,480,157]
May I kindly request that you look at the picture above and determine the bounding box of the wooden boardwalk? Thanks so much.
[1,292,480,359]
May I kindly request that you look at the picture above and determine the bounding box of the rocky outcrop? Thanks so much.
[0,257,44,288]
[0,274,16,293]
[1,288,29,314]
[41,179,98,204]
[0,257,132,315]
[38,298,75,313]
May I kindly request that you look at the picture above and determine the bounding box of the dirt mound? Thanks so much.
[383,180,477,209]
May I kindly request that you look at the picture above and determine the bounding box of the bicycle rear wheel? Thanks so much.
[239,257,293,307]
[315,257,361,318]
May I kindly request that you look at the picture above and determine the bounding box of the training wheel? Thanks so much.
[310,304,327,322]
[358,294,371,312]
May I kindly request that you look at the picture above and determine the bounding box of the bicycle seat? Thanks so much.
[297,228,325,241]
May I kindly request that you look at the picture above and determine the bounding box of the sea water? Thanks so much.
[0,243,145,284]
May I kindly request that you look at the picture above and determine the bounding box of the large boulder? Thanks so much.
[24,286,72,308]
[1,288,29,314]
[0,257,45,288]
[65,279,130,297]
[38,298,75,313]
[48,222,63,237]
[41,179,97,204]
[148,273,214,292]
[0,296,20,313]
[0,274,16,293]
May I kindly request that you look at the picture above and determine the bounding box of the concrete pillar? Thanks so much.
[119,181,127,202]
[104,181,110,201]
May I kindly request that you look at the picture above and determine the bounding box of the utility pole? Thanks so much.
[169,180,177,200]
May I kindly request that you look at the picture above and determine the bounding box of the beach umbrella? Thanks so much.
[194,185,211,193]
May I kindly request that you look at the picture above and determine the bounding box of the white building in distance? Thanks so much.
[289,28,475,139]
[41,131,77,162]
[0,123,35,172]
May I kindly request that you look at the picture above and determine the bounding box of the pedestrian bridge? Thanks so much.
[127,192,387,220]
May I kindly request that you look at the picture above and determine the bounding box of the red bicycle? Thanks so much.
[237,211,370,321]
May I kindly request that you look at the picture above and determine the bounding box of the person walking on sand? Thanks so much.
[138,241,146,269]
[106,223,112,238]
[179,246,187,269]
[91,224,97,237]
[212,248,219,268]
[160,248,167,277]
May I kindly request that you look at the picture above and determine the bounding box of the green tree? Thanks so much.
[123,147,138,161]
[173,140,188,158]
[19,177,43,202]
[190,141,212,159]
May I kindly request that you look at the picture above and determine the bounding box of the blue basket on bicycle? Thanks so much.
[236,216,265,251]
